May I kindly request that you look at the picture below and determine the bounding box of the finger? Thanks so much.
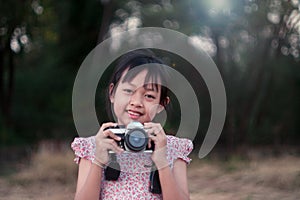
[103,130,121,141]
[148,137,152,148]
[145,128,153,148]
[100,122,118,131]
[155,125,164,135]
[104,138,124,153]
[96,122,117,138]
[146,127,157,137]
[149,132,158,141]
[144,123,164,135]
[143,122,154,129]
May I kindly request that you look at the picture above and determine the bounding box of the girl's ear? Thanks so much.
[157,96,170,114]
[109,83,115,103]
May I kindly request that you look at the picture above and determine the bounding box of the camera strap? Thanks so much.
[104,153,121,181]
[149,163,162,194]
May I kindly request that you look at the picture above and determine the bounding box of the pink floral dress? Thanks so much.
[71,135,193,200]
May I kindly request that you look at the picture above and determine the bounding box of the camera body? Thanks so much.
[108,121,154,153]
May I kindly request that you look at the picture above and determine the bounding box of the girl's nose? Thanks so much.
[129,92,143,107]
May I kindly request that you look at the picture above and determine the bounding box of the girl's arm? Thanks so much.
[144,122,191,200]
[158,159,190,200]
[74,159,103,200]
[73,122,124,200]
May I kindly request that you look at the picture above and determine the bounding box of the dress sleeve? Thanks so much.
[167,135,194,165]
[71,136,96,164]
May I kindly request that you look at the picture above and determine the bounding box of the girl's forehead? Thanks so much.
[120,68,162,85]
[117,68,162,92]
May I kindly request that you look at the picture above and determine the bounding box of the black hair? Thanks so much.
[106,49,170,120]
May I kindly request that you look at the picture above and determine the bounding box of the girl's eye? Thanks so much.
[145,94,156,99]
[123,89,133,94]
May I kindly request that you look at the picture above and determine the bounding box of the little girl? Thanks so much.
[71,49,193,200]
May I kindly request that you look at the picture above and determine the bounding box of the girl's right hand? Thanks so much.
[94,122,124,165]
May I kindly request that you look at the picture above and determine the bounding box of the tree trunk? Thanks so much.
[4,48,15,126]
[0,46,4,116]
[97,0,115,43]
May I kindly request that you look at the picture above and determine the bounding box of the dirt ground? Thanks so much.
[187,153,300,200]
[0,147,299,200]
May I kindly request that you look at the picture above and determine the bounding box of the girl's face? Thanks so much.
[109,69,165,125]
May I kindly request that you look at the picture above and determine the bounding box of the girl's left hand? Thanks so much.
[144,122,169,169]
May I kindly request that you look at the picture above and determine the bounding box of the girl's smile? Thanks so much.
[127,109,143,119]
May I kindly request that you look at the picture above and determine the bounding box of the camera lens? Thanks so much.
[129,131,146,147]
[125,129,148,152]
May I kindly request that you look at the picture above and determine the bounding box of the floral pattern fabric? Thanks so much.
[71,135,193,200]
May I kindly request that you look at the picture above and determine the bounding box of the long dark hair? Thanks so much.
[106,49,170,120]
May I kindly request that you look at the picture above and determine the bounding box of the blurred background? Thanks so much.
[0,0,300,199]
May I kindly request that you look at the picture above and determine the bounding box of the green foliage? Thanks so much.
[0,0,300,148]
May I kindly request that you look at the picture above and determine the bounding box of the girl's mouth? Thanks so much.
[128,110,142,119]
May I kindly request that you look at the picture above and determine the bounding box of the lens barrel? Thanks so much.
[125,128,148,152]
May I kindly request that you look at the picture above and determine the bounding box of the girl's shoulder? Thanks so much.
[71,136,96,164]
[166,135,194,164]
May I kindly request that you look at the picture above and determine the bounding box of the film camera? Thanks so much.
[107,121,154,153]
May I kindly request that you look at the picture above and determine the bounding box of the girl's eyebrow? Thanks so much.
[123,81,159,91]
[123,82,136,87]
[143,84,159,92]
[124,82,157,89]
[145,87,155,91]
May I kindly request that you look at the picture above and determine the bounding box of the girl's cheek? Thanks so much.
[116,91,130,102]
[148,104,161,117]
